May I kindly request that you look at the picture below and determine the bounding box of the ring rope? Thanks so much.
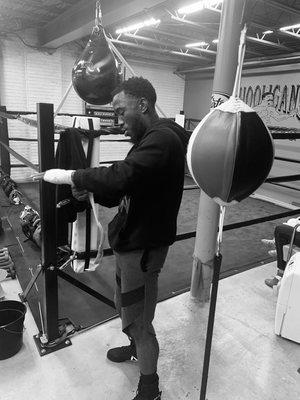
[0,109,125,137]
[0,109,70,132]
[0,138,39,171]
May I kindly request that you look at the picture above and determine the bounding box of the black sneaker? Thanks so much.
[107,339,137,363]
[264,275,281,288]
[132,392,161,400]
[132,381,161,400]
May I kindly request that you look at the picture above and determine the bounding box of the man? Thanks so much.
[33,77,189,400]
[262,217,300,288]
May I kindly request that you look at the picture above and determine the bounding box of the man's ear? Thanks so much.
[139,98,148,113]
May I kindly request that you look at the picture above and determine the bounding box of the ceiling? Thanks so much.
[0,0,300,73]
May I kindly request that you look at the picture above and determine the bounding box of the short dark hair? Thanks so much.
[262,91,274,100]
[112,76,157,107]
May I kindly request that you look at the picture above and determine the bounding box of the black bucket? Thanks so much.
[0,300,27,360]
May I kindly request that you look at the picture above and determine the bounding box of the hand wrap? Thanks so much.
[43,169,75,185]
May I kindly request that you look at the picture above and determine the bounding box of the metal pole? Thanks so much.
[200,253,222,400]
[0,106,11,175]
[189,0,246,396]
[37,103,60,342]
[190,0,246,298]
[54,82,73,117]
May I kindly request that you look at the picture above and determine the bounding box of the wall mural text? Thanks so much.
[239,84,300,127]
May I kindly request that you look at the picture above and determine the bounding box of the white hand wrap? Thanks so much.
[43,169,75,185]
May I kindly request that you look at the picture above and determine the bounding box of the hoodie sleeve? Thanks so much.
[72,130,173,207]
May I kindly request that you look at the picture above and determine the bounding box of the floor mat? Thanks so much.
[1,180,296,330]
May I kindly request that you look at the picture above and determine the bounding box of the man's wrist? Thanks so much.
[70,171,76,185]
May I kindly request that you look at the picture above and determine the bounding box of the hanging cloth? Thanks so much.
[70,122,105,273]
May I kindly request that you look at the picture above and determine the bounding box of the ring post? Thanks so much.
[0,106,11,175]
[35,103,60,352]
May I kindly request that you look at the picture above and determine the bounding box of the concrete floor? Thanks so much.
[1,262,300,400]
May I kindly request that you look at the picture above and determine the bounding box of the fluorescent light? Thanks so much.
[178,0,223,15]
[263,30,273,35]
[178,1,204,14]
[186,41,209,47]
[280,23,300,31]
[116,18,160,34]
[212,38,219,43]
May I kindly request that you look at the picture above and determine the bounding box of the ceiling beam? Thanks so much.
[187,46,217,56]
[246,35,293,51]
[143,27,263,56]
[169,13,294,53]
[143,26,218,44]
[124,32,184,48]
[110,38,211,62]
[250,20,300,40]
[38,0,184,47]
[177,52,300,74]
[124,52,197,67]
[257,0,300,17]
[123,33,216,57]
[142,27,200,42]
[279,25,300,40]
[169,15,217,35]
[160,18,267,57]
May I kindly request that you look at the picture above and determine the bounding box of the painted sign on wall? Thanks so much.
[240,73,300,128]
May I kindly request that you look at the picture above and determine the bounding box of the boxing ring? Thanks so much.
[0,102,299,357]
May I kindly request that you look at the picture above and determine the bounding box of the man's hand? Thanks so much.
[31,169,75,185]
[71,185,89,202]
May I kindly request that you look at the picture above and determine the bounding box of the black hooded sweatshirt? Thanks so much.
[72,118,189,251]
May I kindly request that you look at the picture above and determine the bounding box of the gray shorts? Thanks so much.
[114,246,169,335]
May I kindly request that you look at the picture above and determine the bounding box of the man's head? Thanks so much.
[262,92,274,106]
[112,77,158,144]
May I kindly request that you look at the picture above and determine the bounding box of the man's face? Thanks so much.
[112,91,146,144]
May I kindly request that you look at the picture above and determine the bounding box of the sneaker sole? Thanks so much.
[107,355,138,363]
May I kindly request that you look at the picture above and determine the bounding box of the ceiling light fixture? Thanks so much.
[178,0,223,15]
[186,41,209,47]
[262,30,273,35]
[116,18,160,34]
[212,39,219,43]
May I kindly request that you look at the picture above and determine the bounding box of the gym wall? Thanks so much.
[183,65,300,206]
[183,77,212,120]
[0,36,83,181]
[129,60,185,118]
[0,37,185,181]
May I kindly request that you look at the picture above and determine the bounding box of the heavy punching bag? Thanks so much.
[187,27,274,205]
[72,3,120,105]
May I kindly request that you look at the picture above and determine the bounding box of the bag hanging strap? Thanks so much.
[84,123,94,270]
[88,192,105,267]
[232,25,247,98]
